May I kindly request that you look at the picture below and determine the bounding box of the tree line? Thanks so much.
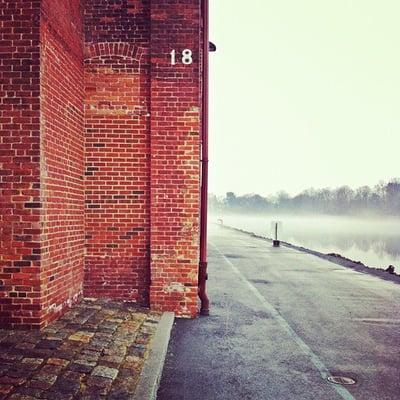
[209,179,400,216]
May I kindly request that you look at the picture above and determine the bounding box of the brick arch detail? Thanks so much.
[84,42,144,63]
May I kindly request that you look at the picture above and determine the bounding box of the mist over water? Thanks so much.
[209,1,400,274]
[212,213,400,270]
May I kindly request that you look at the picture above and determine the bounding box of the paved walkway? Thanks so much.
[158,225,400,400]
[0,299,161,400]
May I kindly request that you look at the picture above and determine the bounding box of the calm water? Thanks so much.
[213,214,400,270]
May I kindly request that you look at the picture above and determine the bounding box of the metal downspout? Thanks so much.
[198,0,210,316]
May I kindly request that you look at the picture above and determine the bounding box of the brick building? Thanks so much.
[0,0,210,329]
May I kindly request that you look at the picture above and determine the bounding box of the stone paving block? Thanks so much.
[68,360,96,374]
[68,331,94,343]
[80,387,107,400]
[0,375,26,384]
[46,358,70,367]
[122,355,141,366]
[102,346,126,357]
[117,367,141,380]
[36,340,62,350]
[14,386,44,399]
[127,343,147,357]
[15,343,36,351]
[86,375,113,390]
[60,311,77,322]
[0,299,161,399]
[39,364,63,375]
[28,379,53,391]
[97,326,117,334]
[21,358,44,366]
[7,366,34,380]
[22,349,52,360]
[34,370,58,385]
[42,327,58,335]
[108,318,124,324]
[115,376,138,388]
[22,332,42,344]
[52,371,84,396]
[79,349,101,362]
[0,352,23,362]
[51,350,78,361]
[2,334,25,345]
[98,354,124,367]
[19,360,43,372]
[91,366,119,380]
[81,324,100,332]
[46,331,69,340]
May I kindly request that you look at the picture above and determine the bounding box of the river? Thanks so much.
[212,214,400,270]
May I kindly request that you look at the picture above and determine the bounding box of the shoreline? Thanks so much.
[217,223,400,285]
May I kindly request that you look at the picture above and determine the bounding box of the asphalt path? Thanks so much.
[157,225,400,400]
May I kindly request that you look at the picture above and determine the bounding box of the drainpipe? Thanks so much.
[198,0,210,316]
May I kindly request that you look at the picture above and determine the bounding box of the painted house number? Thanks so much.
[170,49,193,65]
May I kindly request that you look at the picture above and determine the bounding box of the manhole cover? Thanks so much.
[327,376,356,385]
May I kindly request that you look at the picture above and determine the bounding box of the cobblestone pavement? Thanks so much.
[0,299,161,400]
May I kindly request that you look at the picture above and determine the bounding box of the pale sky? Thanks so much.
[209,0,400,197]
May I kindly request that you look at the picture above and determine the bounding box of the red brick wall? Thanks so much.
[1,0,203,328]
[0,0,84,329]
[83,0,203,316]
[83,0,151,304]
[149,0,202,317]
[0,0,42,329]
[39,0,85,325]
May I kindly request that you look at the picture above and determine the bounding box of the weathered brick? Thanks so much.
[83,0,151,305]
[149,0,201,317]
[0,0,42,328]
[1,0,204,328]
[39,0,84,326]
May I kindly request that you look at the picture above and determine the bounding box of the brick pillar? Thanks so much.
[0,0,84,329]
[0,0,42,328]
[150,0,202,317]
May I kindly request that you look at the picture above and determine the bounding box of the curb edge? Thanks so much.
[133,311,175,400]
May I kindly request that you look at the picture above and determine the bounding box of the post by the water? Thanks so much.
[272,221,281,247]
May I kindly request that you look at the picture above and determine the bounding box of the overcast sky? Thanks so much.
[209,0,400,197]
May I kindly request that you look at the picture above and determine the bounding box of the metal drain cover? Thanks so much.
[327,376,356,385]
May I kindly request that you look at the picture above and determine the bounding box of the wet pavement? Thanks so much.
[158,224,400,400]
[0,299,161,400]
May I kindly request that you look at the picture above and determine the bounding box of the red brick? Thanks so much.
[1,0,204,328]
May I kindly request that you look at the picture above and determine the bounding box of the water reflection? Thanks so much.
[285,233,400,261]
[217,214,400,268]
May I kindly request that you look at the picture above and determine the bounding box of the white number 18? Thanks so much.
[170,49,193,65]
